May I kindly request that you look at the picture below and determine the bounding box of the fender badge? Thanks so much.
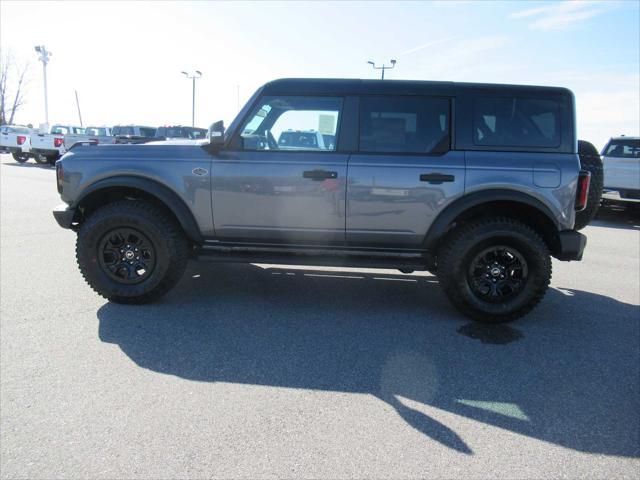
[192,167,208,176]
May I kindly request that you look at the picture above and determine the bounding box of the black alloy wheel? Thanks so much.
[98,228,156,284]
[436,217,551,323]
[467,246,528,303]
[76,200,189,304]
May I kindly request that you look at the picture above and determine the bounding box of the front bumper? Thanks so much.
[53,204,76,229]
[555,230,587,261]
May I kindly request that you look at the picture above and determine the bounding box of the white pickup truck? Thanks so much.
[64,126,117,149]
[31,124,84,164]
[601,136,640,206]
[0,125,34,163]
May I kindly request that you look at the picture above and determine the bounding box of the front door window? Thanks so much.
[238,96,342,152]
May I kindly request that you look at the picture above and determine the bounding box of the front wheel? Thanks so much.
[437,218,552,323]
[76,200,189,303]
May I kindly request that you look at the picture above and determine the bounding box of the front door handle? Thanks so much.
[303,170,338,181]
[420,173,455,184]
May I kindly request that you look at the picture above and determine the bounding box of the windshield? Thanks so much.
[50,125,69,134]
[155,127,206,139]
[157,127,187,138]
[115,126,155,137]
[278,131,323,149]
[0,126,29,134]
[603,139,640,158]
[113,126,133,136]
[189,128,207,139]
[85,127,109,136]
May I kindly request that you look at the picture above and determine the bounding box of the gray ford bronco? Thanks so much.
[53,78,597,323]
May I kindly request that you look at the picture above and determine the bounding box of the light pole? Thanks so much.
[34,45,52,125]
[367,59,396,80]
[181,70,202,127]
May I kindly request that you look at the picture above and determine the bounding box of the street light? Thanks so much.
[367,59,396,80]
[182,70,202,127]
[34,45,52,125]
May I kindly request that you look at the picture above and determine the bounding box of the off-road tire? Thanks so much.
[437,217,552,323]
[76,200,189,304]
[34,155,49,165]
[575,139,603,230]
[11,152,29,163]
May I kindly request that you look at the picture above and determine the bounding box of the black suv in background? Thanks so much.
[112,125,157,144]
[154,126,208,141]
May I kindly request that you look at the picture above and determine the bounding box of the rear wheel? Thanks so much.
[11,152,29,163]
[34,155,48,165]
[574,139,603,230]
[437,217,551,323]
[46,155,59,165]
[76,201,189,304]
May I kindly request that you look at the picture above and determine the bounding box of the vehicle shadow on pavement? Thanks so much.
[592,205,640,231]
[97,263,640,457]
[3,161,54,169]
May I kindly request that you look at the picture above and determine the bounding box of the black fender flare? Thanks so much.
[423,189,561,250]
[73,175,203,242]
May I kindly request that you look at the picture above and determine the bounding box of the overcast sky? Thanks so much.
[1,0,638,149]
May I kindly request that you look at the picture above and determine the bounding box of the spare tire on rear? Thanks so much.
[574,140,603,230]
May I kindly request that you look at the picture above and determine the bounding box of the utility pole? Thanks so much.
[75,90,83,127]
[34,45,52,125]
[367,59,397,80]
[181,70,202,127]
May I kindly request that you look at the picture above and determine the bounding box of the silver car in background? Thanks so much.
[601,136,640,205]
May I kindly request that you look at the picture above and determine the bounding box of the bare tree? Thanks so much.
[0,51,29,126]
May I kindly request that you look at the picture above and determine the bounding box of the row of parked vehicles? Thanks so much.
[0,124,208,164]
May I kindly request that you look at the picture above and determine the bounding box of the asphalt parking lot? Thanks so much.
[1,153,638,479]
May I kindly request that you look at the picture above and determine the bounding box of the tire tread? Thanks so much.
[437,216,552,323]
[75,200,189,304]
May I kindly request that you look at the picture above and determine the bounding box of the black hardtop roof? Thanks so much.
[261,78,572,97]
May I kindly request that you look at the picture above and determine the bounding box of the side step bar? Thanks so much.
[195,244,431,270]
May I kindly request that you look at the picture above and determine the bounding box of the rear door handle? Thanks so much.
[303,170,338,181]
[420,173,455,184]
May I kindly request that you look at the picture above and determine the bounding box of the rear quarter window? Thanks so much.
[473,97,561,148]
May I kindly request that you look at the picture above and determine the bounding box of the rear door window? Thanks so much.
[473,97,560,148]
[358,96,450,154]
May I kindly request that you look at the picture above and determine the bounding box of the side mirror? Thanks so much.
[208,120,225,145]
[202,120,226,155]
